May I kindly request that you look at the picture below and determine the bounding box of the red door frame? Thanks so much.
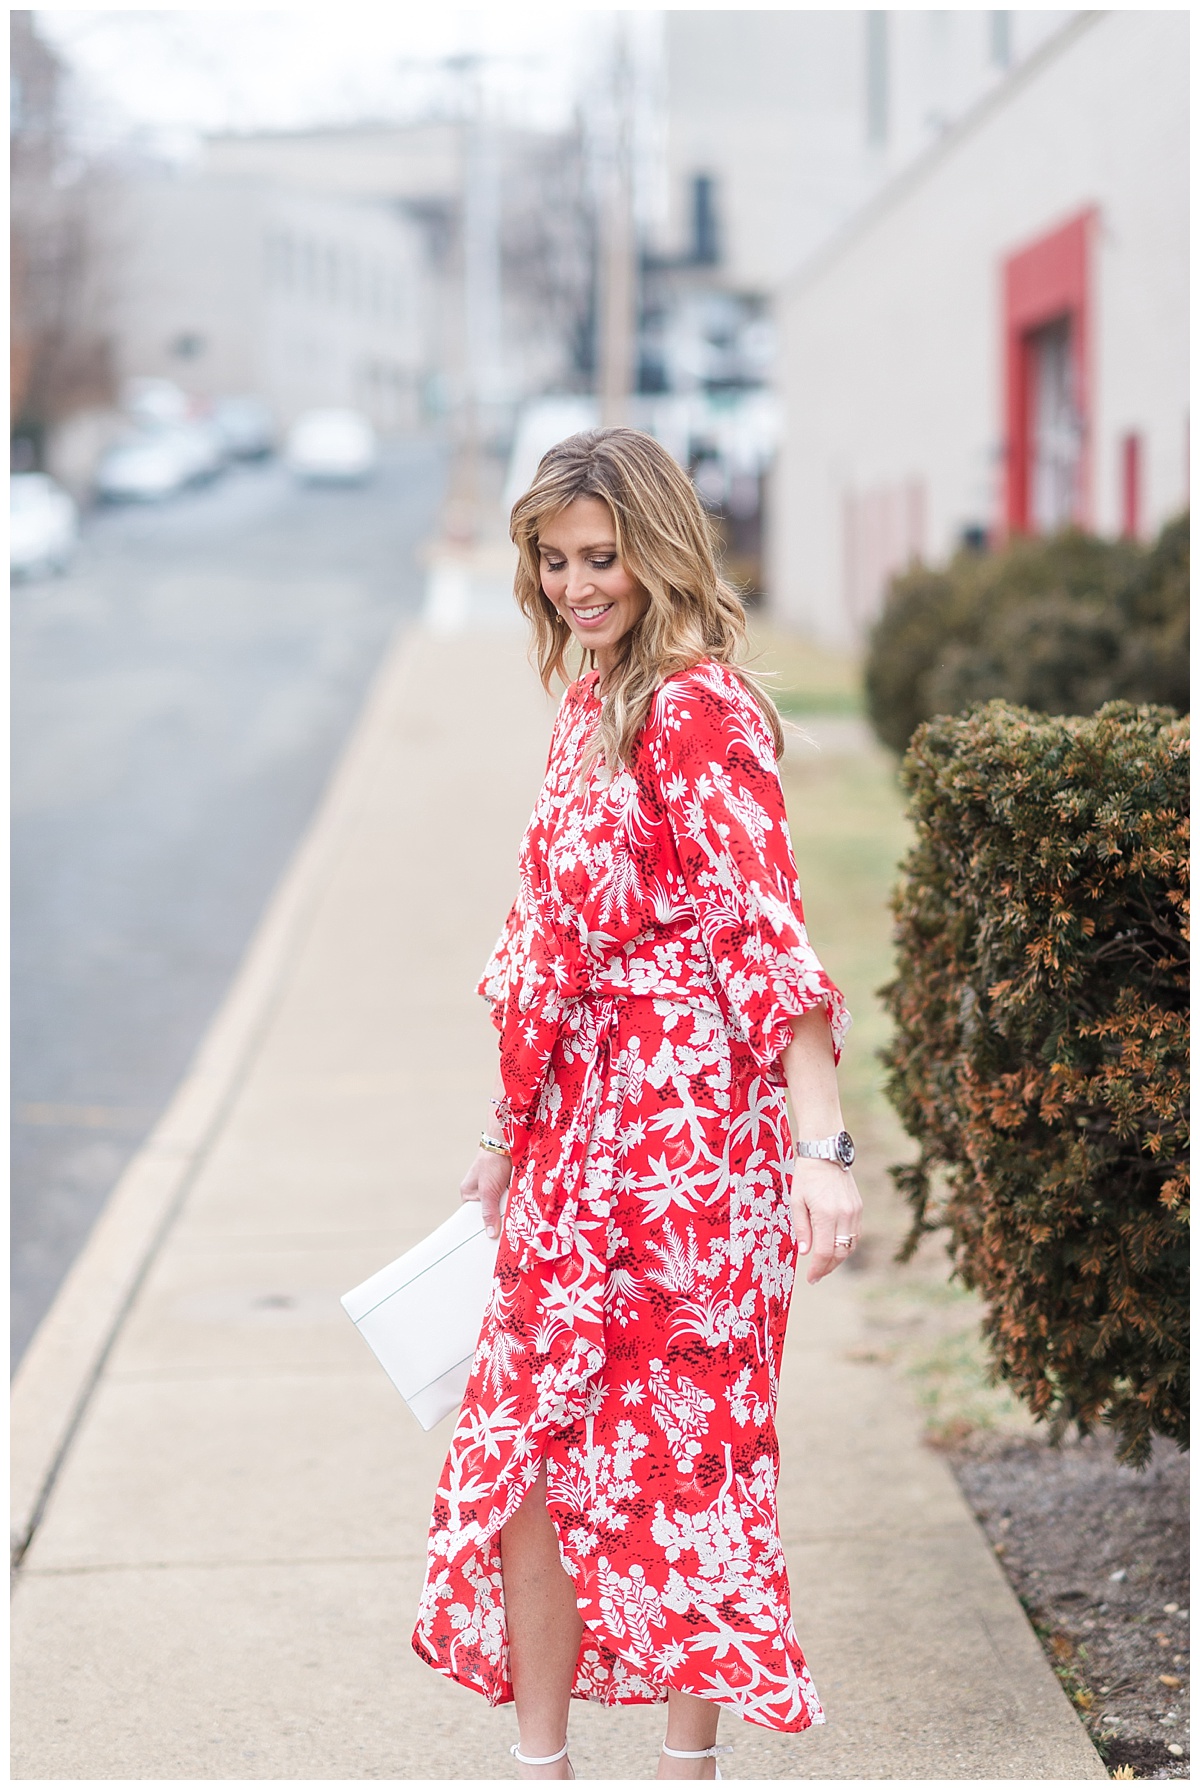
[1120,431,1142,539]
[1001,207,1097,536]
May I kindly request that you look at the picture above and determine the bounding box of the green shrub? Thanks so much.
[865,516,1189,754]
[1112,512,1190,711]
[882,700,1189,1467]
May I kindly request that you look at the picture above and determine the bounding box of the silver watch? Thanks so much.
[794,1129,855,1170]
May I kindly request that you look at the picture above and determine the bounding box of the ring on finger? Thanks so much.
[834,1234,858,1250]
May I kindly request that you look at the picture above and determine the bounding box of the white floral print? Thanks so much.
[412,661,846,1733]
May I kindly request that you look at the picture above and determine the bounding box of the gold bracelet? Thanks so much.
[479,1131,510,1157]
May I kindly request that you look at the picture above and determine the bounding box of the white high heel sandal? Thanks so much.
[511,1740,574,1779]
[661,1742,733,1780]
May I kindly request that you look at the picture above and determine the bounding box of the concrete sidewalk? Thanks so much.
[11,611,1106,1780]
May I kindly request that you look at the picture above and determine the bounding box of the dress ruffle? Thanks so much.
[413,998,825,1733]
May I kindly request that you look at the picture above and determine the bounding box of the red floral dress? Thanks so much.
[412,659,849,1733]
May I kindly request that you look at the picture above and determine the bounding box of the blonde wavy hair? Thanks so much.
[510,427,784,771]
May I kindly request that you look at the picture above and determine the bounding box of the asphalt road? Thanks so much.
[11,438,446,1365]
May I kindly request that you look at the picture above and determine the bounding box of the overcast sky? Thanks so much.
[34,9,620,150]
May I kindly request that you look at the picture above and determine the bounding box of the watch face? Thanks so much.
[836,1130,856,1168]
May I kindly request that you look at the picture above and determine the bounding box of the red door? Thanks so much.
[1002,209,1096,536]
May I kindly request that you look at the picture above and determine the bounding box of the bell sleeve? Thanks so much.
[476,898,523,1033]
[646,669,850,1069]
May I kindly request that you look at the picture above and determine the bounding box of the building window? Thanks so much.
[1121,432,1143,540]
[866,12,888,146]
[1001,209,1095,536]
[692,174,719,265]
[990,12,1012,69]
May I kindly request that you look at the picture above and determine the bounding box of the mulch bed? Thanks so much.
[949,1431,1189,1780]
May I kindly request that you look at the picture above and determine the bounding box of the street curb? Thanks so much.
[10,622,422,1566]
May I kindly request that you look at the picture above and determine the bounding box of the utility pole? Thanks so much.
[445,52,503,542]
[463,57,502,505]
[598,15,637,426]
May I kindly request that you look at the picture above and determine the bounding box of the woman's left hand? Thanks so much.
[791,1160,864,1284]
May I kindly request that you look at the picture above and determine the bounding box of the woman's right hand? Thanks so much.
[460,1149,512,1241]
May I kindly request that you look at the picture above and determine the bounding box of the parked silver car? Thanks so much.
[210,395,275,460]
[94,421,225,502]
[10,473,79,577]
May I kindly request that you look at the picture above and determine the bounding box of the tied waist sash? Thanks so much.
[498,987,723,1270]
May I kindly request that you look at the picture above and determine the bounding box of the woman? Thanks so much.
[412,429,861,1780]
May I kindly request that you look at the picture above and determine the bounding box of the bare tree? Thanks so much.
[11,12,116,463]
[499,121,598,398]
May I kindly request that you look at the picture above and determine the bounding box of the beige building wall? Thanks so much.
[109,172,264,400]
[259,186,430,430]
[658,9,1077,292]
[202,121,590,427]
[204,127,463,424]
[107,171,431,433]
[204,123,462,208]
[767,10,1189,646]
[661,10,867,291]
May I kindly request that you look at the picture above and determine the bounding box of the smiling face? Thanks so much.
[537,494,650,678]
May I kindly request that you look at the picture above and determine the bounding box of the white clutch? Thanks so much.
[341,1202,500,1430]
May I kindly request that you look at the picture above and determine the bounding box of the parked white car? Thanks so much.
[94,421,225,502]
[10,473,79,577]
[284,408,377,483]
